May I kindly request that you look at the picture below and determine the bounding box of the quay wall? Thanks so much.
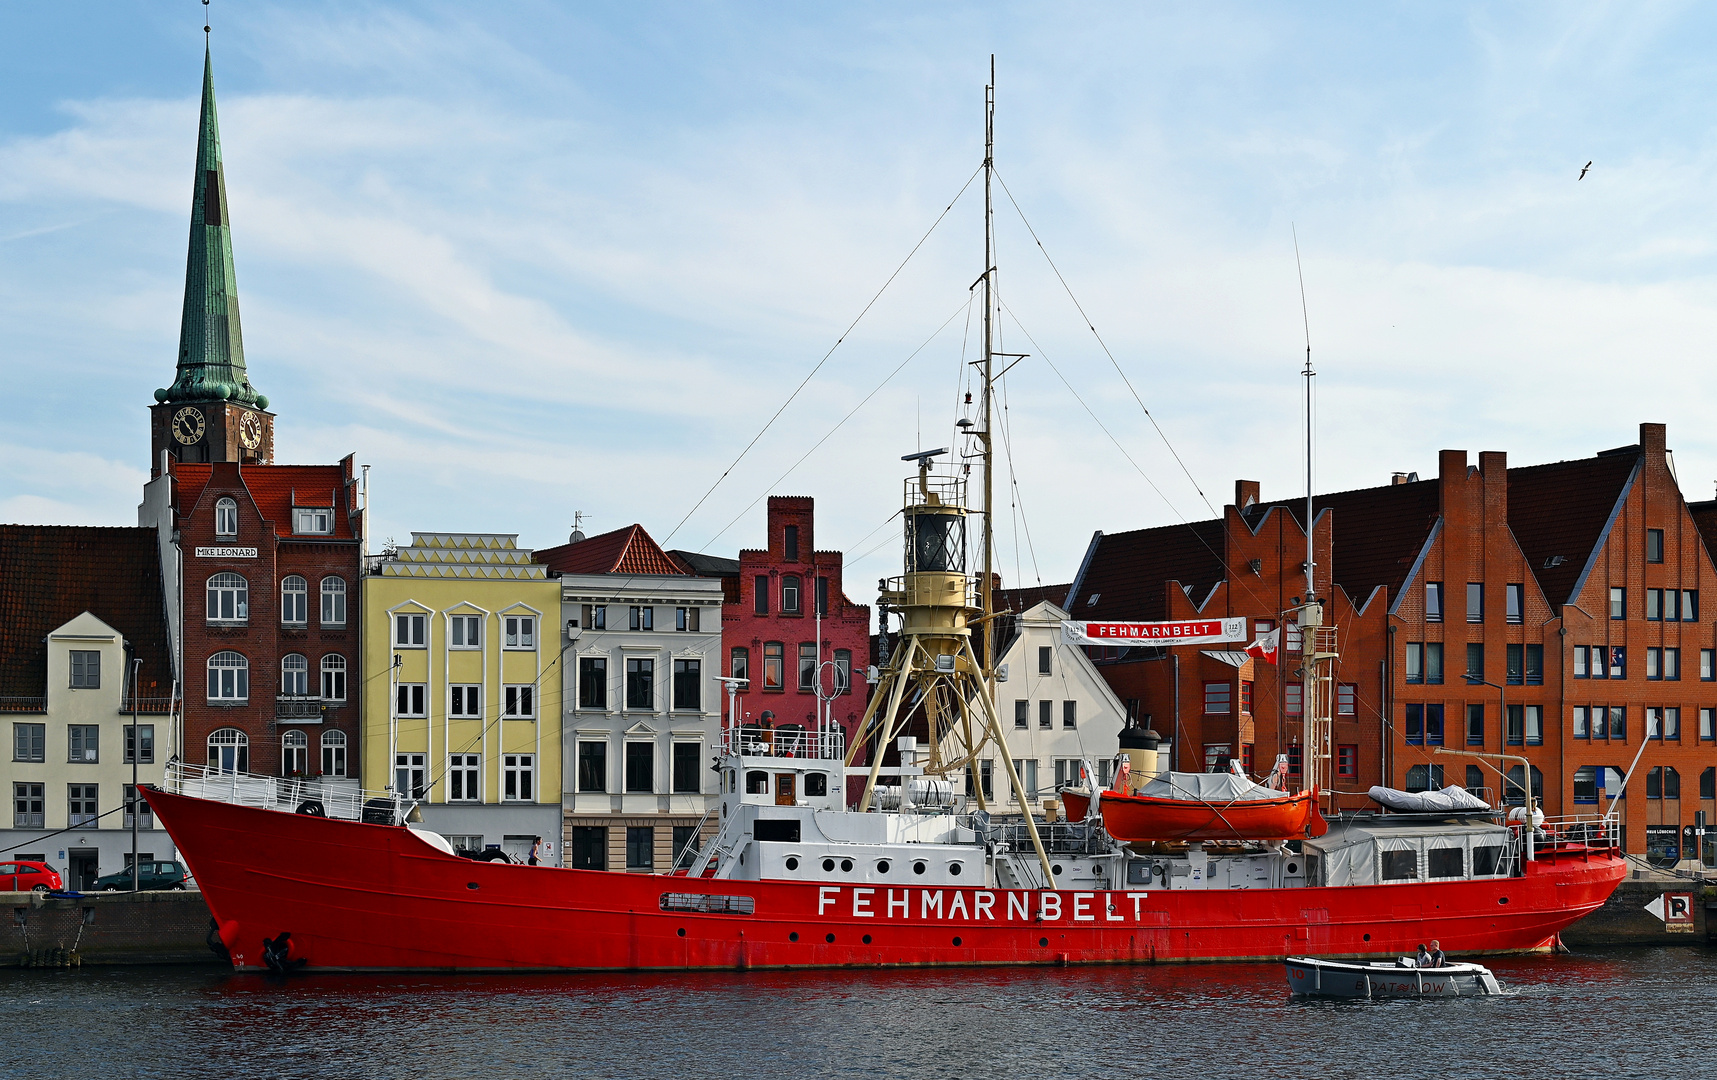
[1561,878,1711,947]
[1,890,219,967]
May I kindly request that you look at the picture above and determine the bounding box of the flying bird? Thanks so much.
[1579,161,1592,180]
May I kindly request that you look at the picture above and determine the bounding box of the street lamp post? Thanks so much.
[1464,676,1513,807]
[125,646,142,893]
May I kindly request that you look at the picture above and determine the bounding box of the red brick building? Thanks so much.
[1071,423,1717,864]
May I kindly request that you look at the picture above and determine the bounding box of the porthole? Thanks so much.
[952,936,962,947]
[949,862,963,877]
[841,859,854,873]
[1093,864,1106,876]
[877,860,890,874]
[822,858,835,872]
[1039,937,1049,947]
[1498,896,1509,905]
[913,861,927,875]
[676,928,686,937]
[1051,864,1063,876]
[1287,862,1300,875]
[785,857,799,871]
[789,932,799,942]
[825,933,836,944]
[1363,933,1371,942]
[466,882,479,890]
[862,934,872,945]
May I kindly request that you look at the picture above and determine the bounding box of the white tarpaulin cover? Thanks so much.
[1304,821,1510,887]
[1368,784,1491,813]
[1138,771,1285,804]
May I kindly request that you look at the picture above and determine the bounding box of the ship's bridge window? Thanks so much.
[745,771,770,794]
[1380,848,1419,881]
[1427,845,1464,879]
[804,772,828,797]
[906,511,965,573]
[1472,845,1504,876]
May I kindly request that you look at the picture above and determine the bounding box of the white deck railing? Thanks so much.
[165,761,403,823]
[720,723,846,762]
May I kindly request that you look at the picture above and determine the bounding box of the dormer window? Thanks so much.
[294,508,333,535]
[215,497,239,537]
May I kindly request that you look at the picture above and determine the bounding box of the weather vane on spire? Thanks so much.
[203,0,211,37]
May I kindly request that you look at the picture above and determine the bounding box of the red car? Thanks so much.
[0,860,63,895]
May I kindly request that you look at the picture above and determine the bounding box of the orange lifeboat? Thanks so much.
[1062,782,1328,842]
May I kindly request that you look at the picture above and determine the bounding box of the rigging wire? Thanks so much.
[658,163,984,549]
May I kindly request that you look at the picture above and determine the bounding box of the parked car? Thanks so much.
[0,860,64,894]
[93,861,190,891]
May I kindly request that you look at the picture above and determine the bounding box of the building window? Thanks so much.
[624,606,650,632]
[1425,642,1443,684]
[1285,616,1303,653]
[1404,764,1443,794]
[504,615,536,648]
[1506,644,1523,685]
[441,753,478,801]
[582,604,607,630]
[280,653,309,696]
[449,614,481,648]
[1038,700,1053,729]
[502,754,534,801]
[1286,745,1303,776]
[730,647,749,687]
[1683,590,1698,622]
[1466,583,1483,623]
[68,784,98,827]
[1703,650,1715,681]
[1405,643,1423,683]
[321,730,346,777]
[1014,700,1029,729]
[214,497,239,536]
[1465,766,1486,798]
[579,657,607,709]
[1038,647,1053,676]
[319,577,346,627]
[1645,766,1680,800]
[782,575,801,614]
[282,730,309,776]
[676,606,701,632]
[448,684,480,718]
[1505,583,1523,624]
[797,642,817,693]
[1426,703,1444,745]
[1525,644,1542,685]
[13,723,45,763]
[1609,646,1625,679]
[1240,680,1255,714]
[394,613,426,646]
[1014,758,1039,802]
[1506,704,1524,745]
[1573,706,1590,739]
[1607,706,1626,739]
[1574,646,1588,678]
[763,643,784,691]
[1702,708,1715,740]
[816,577,829,616]
[206,572,249,623]
[1664,648,1680,681]
[207,651,249,702]
[626,826,655,870]
[1203,682,1232,715]
[1647,647,1662,680]
[208,728,248,773]
[396,683,426,717]
[1063,701,1077,729]
[1646,528,1664,564]
[1466,703,1484,745]
[570,826,606,870]
[321,654,347,701]
[1525,705,1542,745]
[65,651,103,694]
[625,659,655,710]
[672,825,701,867]
[1609,587,1625,620]
[293,507,333,535]
[1425,582,1443,622]
[280,576,307,626]
[783,525,799,562]
[1464,643,1483,684]
[1285,684,1303,716]
[964,760,994,799]
[625,742,654,793]
[503,685,535,718]
[1572,766,1599,804]
[834,649,852,695]
[672,742,701,794]
[1651,707,1682,740]
[68,725,98,763]
[754,576,769,615]
[673,659,701,711]
[578,741,607,792]
[1646,589,1663,621]
[390,754,426,799]
[123,784,152,831]
[1336,745,1358,778]
[1336,683,1356,716]
[1405,703,1426,745]
[13,782,44,828]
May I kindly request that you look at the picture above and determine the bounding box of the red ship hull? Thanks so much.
[1060,787,1326,842]
[145,788,1626,972]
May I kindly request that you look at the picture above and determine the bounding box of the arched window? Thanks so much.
[1404,763,1443,793]
[320,577,347,627]
[1503,764,1544,806]
[781,575,802,614]
[215,497,239,537]
[1646,766,1681,800]
[280,653,309,696]
[282,730,309,777]
[321,730,347,778]
[1573,766,1600,804]
[206,573,249,622]
[321,654,347,701]
[280,576,307,625]
[745,770,770,794]
[208,728,249,774]
[208,651,249,702]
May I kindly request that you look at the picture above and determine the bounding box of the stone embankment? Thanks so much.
[1561,871,1711,947]
[1,889,218,967]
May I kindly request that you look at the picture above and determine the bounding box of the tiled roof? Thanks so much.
[1070,519,1228,620]
[1688,499,1717,568]
[537,524,686,577]
[994,583,1072,615]
[1250,479,1441,606]
[172,461,356,540]
[0,526,174,702]
[667,549,741,577]
[1507,451,1639,606]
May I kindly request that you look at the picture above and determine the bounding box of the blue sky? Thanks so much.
[6,3,1717,602]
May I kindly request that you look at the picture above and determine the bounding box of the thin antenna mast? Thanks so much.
[1292,226,1330,803]
[981,55,996,683]
[1293,225,1314,602]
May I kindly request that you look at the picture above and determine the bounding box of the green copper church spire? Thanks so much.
[155,46,266,410]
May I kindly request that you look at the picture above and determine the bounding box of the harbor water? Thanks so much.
[4,946,1711,1080]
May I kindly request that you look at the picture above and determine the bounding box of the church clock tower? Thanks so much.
[150,47,274,476]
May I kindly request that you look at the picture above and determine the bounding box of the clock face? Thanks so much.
[238,412,263,450]
[171,406,205,445]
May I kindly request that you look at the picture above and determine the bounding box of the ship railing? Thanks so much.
[980,818,1104,856]
[720,723,845,762]
[164,760,402,823]
[1520,813,1621,859]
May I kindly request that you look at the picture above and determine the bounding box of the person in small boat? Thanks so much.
[1415,943,1432,967]
[1426,940,1445,967]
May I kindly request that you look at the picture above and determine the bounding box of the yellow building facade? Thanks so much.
[361,534,563,862]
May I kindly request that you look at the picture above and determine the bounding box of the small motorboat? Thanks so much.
[1285,955,1503,998]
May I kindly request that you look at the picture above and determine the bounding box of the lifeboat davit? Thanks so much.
[1061,782,1328,842]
